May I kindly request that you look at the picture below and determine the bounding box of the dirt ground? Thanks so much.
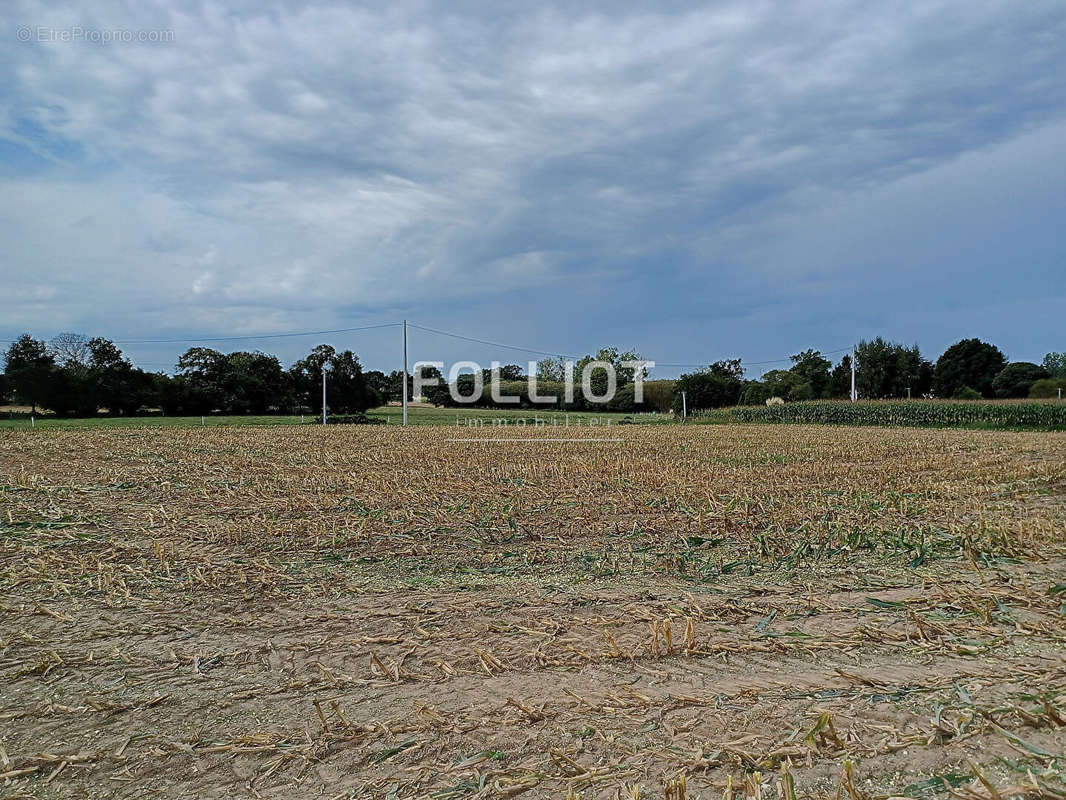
[1,424,1064,799]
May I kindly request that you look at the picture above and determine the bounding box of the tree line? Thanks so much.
[2,332,1064,418]
[674,338,1065,413]
[0,334,400,417]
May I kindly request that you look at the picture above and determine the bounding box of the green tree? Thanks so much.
[364,370,391,404]
[176,347,229,414]
[494,364,524,382]
[536,356,566,382]
[855,339,930,398]
[89,337,126,371]
[760,369,801,400]
[86,338,133,415]
[153,374,177,415]
[933,339,1007,399]
[290,345,337,414]
[993,362,1050,398]
[386,369,409,403]
[326,350,375,413]
[1028,378,1065,399]
[290,345,376,414]
[29,336,153,418]
[1042,352,1066,378]
[222,352,288,414]
[741,381,772,406]
[178,347,228,380]
[638,380,675,413]
[174,346,291,414]
[789,350,832,398]
[829,354,853,399]
[3,334,56,413]
[93,357,157,415]
[672,360,745,413]
[574,347,645,406]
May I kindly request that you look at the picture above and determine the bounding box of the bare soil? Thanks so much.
[1,425,1064,799]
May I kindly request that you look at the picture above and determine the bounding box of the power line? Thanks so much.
[111,322,402,344]
[408,323,851,369]
[407,323,580,360]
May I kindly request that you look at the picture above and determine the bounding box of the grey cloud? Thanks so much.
[1,0,1065,368]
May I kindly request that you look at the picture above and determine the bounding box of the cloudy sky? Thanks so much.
[3,0,1065,376]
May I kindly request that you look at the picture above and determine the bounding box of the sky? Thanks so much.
[2,0,1065,378]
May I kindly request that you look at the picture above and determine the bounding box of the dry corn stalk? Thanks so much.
[665,774,687,800]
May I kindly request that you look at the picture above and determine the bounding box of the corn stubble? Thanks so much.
[1,424,1065,799]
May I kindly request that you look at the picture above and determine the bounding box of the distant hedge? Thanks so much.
[711,400,1066,430]
[323,413,386,425]
[1029,378,1065,399]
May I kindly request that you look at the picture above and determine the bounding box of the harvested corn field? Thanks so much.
[1,425,1065,800]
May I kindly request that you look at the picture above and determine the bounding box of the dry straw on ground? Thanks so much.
[1,424,1064,799]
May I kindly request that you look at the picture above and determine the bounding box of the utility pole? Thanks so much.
[907,386,911,400]
[321,368,327,425]
[850,348,857,402]
[402,319,409,427]
[681,390,687,421]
